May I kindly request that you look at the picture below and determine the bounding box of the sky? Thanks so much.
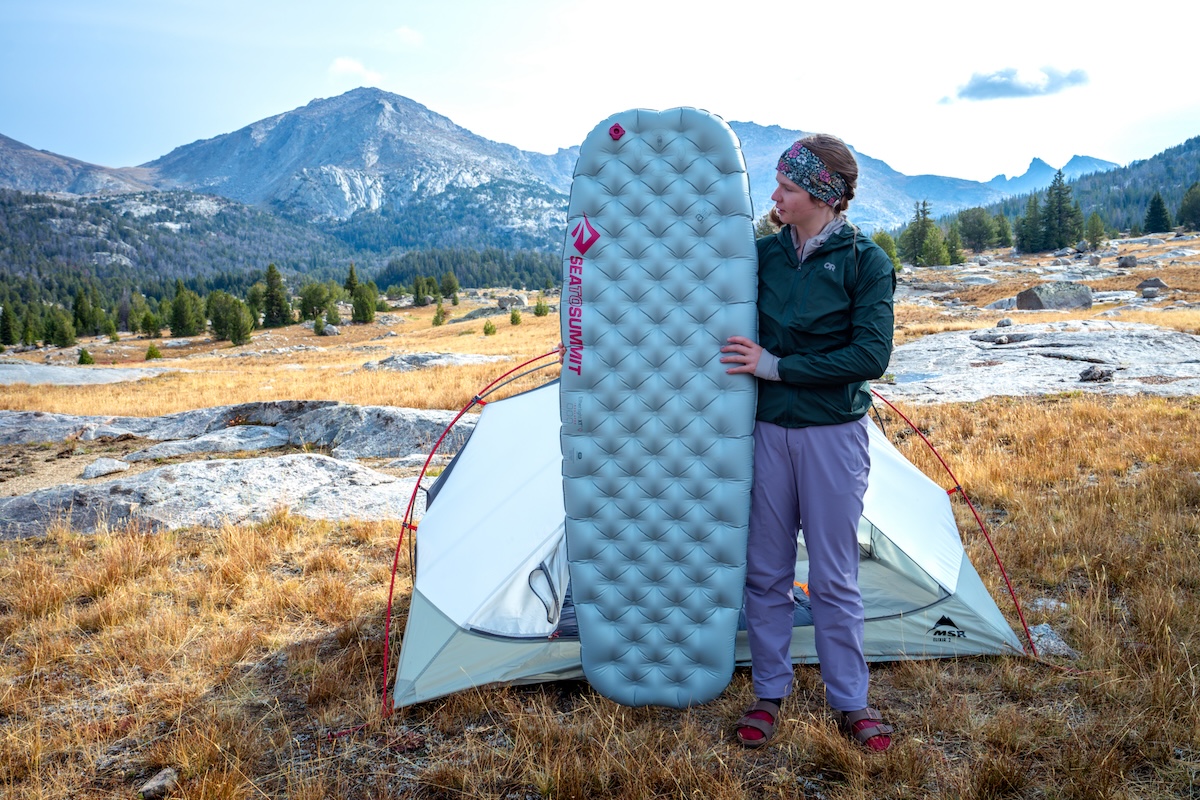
[2,0,1198,184]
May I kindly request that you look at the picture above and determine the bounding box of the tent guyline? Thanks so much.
[870,389,1038,658]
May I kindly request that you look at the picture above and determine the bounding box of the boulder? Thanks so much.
[1117,255,1137,269]
[82,458,131,479]
[1079,365,1114,382]
[1029,623,1080,659]
[1137,277,1169,290]
[496,294,528,310]
[1015,281,1092,310]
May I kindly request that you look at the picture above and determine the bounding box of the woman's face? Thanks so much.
[770,171,833,229]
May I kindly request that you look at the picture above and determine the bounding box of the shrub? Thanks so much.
[510,308,522,326]
[78,349,94,365]
[145,344,162,360]
[432,302,446,327]
[534,296,550,317]
[324,302,341,326]
[483,320,497,336]
[313,315,325,336]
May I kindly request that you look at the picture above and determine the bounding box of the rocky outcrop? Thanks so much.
[0,361,168,387]
[0,400,474,459]
[0,454,425,539]
[881,321,1200,404]
[361,353,508,373]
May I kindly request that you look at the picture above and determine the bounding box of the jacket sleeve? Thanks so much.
[775,243,896,386]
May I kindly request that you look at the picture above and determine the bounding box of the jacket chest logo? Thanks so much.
[823,262,837,272]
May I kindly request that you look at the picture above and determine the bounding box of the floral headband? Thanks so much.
[777,142,847,207]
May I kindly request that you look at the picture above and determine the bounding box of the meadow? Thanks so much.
[2,287,1200,798]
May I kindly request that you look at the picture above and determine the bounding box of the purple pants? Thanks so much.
[744,417,870,711]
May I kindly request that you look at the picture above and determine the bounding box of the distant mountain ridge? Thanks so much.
[0,133,155,195]
[986,155,1119,197]
[0,88,1136,243]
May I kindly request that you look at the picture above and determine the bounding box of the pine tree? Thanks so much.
[169,280,206,337]
[898,201,933,265]
[921,227,950,266]
[344,263,359,295]
[440,273,460,304]
[1178,182,1200,231]
[298,282,330,321]
[262,264,291,328]
[1041,170,1079,251]
[1144,191,1173,233]
[0,303,15,346]
[351,283,377,323]
[209,291,253,344]
[871,231,901,270]
[246,282,266,329]
[957,208,995,253]
[72,289,94,336]
[432,302,447,326]
[510,308,522,326]
[21,311,37,346]
[993,214,1013,248]
[1085,213,1107,250]
[1016,194,1044,253]
[78,348,94,365]
[142,311,162,338]
[944,222,963,265]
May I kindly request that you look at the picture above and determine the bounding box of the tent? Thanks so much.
[392,380,1024,709]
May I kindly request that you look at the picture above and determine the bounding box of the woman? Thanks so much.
[720,134,896,751]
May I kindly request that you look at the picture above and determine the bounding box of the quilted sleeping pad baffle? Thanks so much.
[559,107,758,707]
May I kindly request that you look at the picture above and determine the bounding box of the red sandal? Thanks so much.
[735,700,781,748]
[840,707,893,752]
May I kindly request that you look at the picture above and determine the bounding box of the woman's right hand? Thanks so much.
[720,336,763,374]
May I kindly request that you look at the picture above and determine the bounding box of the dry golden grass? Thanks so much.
[0,302,564,416]
[1,392,1198,797]
[3,293,1200,797]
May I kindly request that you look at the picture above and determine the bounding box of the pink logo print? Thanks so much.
[572,215,600,255]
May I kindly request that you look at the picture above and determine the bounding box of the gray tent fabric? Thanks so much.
[559,107,758,707]
[391,381,1025,710]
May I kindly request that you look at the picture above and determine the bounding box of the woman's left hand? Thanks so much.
[720,336,763,374]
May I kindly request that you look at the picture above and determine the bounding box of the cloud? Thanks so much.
[956,67,1088,101]
[394,26,423,47]
[328,57,383,86]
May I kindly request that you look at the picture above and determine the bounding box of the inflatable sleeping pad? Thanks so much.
[559,107,758,707]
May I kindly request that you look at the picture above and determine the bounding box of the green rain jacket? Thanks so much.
[754,223,896,428]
